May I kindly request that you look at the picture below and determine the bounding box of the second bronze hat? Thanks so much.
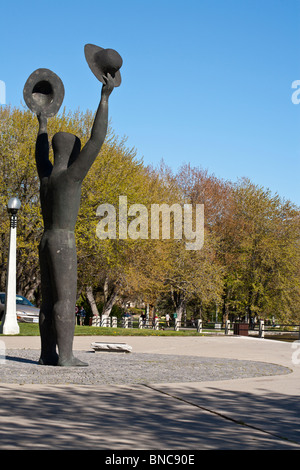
[84,44,122,87]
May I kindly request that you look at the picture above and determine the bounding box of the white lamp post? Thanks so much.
[0,197,21,335]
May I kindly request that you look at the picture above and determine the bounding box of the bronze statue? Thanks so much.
[23,45,122,366]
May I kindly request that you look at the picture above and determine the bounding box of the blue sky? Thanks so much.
[1,0,300,206]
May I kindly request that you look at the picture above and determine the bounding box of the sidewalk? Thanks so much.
[0,334,299,450]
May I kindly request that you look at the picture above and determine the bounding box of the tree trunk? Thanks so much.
[102,276,118,317]
[176,301,186,322]
[86,285,100,318]
[171,287,186,321]
[102,290,118,316]
[222,299,229,327]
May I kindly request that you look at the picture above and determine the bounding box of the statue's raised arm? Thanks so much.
[68,45,123,181]
[67,72,114,181]
[35,113,52,179]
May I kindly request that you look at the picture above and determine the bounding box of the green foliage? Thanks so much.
[224,179,300,321]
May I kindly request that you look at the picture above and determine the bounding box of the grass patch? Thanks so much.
[1,323,201,337]
[74,326,201,336]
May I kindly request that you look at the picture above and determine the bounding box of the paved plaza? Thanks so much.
[0,334,300,450]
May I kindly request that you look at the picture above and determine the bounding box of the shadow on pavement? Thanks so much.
[0,382,299,450]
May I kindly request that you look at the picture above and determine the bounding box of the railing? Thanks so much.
[251,321,300,340]
[90,315,300,340]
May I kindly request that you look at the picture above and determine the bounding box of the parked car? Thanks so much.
[0,293,40,323]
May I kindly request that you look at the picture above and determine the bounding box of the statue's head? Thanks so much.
[52,132,81,167]
[84,44,122,87]
[23,68,65,117]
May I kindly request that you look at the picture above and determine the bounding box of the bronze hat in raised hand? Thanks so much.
[84,44,122,87]
[23,68,65,117]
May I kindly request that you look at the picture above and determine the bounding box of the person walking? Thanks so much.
[79,306,86,326]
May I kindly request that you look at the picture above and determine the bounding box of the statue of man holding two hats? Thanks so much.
[23,44,123,366]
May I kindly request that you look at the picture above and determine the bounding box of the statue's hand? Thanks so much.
[37,112,47,131]
[101,73,114,98]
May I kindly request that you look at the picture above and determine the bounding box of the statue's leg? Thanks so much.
[38,237,58,365]
[48,230,88,367]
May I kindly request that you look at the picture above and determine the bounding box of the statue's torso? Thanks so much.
[40,170,82,231]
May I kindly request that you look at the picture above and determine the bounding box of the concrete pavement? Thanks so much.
[0,334,299,450]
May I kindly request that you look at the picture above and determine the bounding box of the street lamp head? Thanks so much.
[7,197,21,215]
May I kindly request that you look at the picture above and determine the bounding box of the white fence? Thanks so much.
[90,315,300,339]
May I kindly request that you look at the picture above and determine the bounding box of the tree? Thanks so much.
[175,165,300,324]
[163,235,224,321]
[174,164,230,320]
[0,107,42,300]
[144,163,225,321]
[224,179,300,322]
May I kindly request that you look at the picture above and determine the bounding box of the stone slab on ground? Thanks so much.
[91,341,132,353]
